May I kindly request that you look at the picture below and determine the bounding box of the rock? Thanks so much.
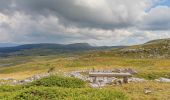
[14,73,51,85]
[0,78,14,81]
[11,80,18,85]
[128,77,146,83]
[20,79,32,84]
[126,68,138,74]
[144,88,152,94]
[65,71,88,81]
[155,77,170,83]
[90,81,107,88]
[89,83,100,88]
[113,68,137,74]
[144,89,152,94]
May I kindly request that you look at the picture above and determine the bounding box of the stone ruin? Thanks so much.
[1,68,170,88]
[66,68,147,88]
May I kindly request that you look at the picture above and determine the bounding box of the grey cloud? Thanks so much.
[0,0,170,45]
[0,0,15,14]
[140,6,170,30]
[1,0,162,30]
[1,0,169,30]
[14,0,150,29]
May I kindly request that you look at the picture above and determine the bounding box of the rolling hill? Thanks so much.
[0,43,124,57]
[0,38,169,58]
[97,38,170,58]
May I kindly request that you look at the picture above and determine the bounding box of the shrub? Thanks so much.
[14,87,128,100]
[0,85,22,92]
[0,85,23,99]
[26,75,86,88]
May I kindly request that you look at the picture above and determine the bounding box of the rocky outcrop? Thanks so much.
[114,38,170,58]
[0,73,50,85]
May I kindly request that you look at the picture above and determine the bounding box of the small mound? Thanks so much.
[26,75,86,88]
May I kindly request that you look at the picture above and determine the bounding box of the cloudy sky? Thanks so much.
[0,0,170,46]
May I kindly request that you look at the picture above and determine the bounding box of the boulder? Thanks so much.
[113,68,137,74]
[89,83,100,88]
[155,77,170,83]
[144,89,152,94]
[128,77,146,83]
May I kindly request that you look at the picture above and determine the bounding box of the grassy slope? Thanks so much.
[0,56,170,80]
[0,56,169,99]
[96,38,170,58]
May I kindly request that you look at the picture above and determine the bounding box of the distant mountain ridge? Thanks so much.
[0,43,19,47]
[1,38,169,58]
[0,43,124,57]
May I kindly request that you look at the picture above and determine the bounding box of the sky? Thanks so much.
[0,0,170,46]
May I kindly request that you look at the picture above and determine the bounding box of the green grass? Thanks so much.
[0,46,170,99]
[0,76,170,100]
[0,56,170,80]
[14,87,128,100]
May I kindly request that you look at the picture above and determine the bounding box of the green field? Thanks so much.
[0,55,170,100]
[0,55,170,80]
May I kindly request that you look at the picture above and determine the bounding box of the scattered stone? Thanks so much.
[0,78,15,81]
[144,88,152,94]
[0,69,150,87]
[128,77,146,83]
[155,77,170,83]
[89,83,100,88]
[65,70,146,88]
[114,79,123,85]
[113,68,137,74]
[12,80,18,85]
[0,73,51,85]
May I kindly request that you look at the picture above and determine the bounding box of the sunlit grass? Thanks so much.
[0,56,170,79]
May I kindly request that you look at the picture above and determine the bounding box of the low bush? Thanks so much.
[26,75,86,88]
[14,87,128,100]
[0,76,129,100]
[0,85,22,92]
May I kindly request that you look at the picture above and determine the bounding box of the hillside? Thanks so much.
[0,43,124,57]
[0,43,19,47]
[0,39,170,100]
[97,38,170,58]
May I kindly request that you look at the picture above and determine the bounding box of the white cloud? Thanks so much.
[0,0,169,45]
[140,6,170,30]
